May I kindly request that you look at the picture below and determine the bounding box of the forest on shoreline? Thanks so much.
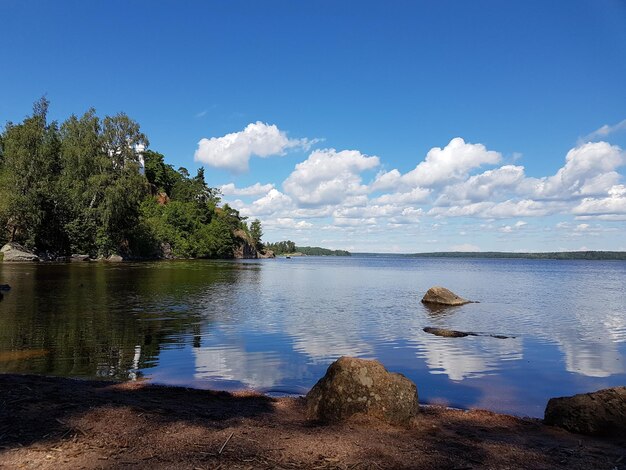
[265,240,351,256]
[0,99,266,260]
[356,251,626,260]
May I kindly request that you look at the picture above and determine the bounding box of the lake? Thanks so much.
[1,256,625,417]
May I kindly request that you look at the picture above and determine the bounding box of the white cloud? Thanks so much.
[215,132,626,251]
[583,118,626,141]
[429,199,553,219]
[266,218,313,230]
[572,184,626,216]
[374,137,501,190]
[220,182,275,197]
[372,187,431,205]
[499,220,527,233]
[195,122,315,173]
[241,188,294,217]
[333,217,377,227]
[283,148,380,206]
[519,142,625,200]
[435,165,525,206]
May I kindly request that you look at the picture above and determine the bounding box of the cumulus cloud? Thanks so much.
[283,148,380,206]
[499,220,527,233]
[519,142,625,200]
[220,182,275,197]
[572,184,626,216]
[194,122,315,173]
[435,165,525,206]
[429,199,553,219]
[215,134,626,250]
[241,188,294,217]
[373,137,501,190]
[266,218,313,229]
[372,187,431,205]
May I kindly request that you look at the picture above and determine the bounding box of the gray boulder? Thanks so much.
[421,286,472,306]
[107,254,124,262]
[306,357,418,425]
[544,386,626,436]
[0,243,40,262]
[71,254,90,262]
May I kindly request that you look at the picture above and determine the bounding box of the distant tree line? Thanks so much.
[0,98,263,259]
[265,240,351,256]
[405,251,626,260]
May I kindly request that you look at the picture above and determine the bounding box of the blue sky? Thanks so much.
[2,1,626,252]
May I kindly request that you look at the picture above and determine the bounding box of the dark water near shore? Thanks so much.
[1,256,625,417]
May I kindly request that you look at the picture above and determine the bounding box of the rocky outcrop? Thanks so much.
[234,240,257,259]
[544,387,626,436]
[258,249,275,259]
[233,230,257,259]
[0,243,40,262]
[306,357,418,425]
[106,254,124,262]
[421,286,473,306]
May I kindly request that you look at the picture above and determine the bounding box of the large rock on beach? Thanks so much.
[0,243,40,262]
[421,286,472,306]
[544,386,626,436]
[306,357,418,425]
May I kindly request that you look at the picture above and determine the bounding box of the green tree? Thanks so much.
[58,109,103,254]
[250,219,263,248]
[143,150,177,195]
[0,97,63,250]
[93,113,150,255]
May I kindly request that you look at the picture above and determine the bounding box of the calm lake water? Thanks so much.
[1,256,625,417]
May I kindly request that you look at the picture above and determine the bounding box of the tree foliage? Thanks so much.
[0,99,255,259]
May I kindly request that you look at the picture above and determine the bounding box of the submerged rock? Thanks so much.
[421,286,473,306]
[0,243,40,262]
[423,327,514,339]
[544,386,626,436]
[423,327,470,338]
[306,356,418,425]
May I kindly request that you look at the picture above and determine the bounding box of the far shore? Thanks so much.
[1,373,624,469]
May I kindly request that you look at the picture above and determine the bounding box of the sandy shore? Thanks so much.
[0,374,624,469]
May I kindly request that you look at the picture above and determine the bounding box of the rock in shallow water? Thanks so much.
[0,243,40,262]
[544,386,626,436]
[421,286,473,306]
[423,327,470,338]
[306,357,418,425]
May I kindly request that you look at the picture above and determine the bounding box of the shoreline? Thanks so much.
[1,374,624,469]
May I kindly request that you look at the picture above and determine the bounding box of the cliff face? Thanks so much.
[233,231,257,259]
[232,230,275,259]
